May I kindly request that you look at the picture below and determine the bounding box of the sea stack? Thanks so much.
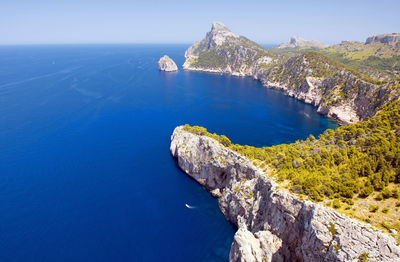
[158,55,178,72]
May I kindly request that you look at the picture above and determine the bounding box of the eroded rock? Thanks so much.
[170,126,400,262]
[158,55,178,72]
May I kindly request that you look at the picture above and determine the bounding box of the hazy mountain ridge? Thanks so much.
[278,36,328,49]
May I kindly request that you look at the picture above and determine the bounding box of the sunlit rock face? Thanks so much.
[170,126,400,262]
[182,22,400,123]
[158,55,178,72]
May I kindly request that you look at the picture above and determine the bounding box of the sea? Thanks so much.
[0,44,337,261]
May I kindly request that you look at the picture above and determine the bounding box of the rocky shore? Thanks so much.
[182,22,400,123]
[170,126,400,262]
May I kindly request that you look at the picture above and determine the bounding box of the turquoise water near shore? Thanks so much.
[0,44,336,261]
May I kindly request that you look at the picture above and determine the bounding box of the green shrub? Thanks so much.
[182,101,400,206]
[382,188,392,199]
[369,205,379,213]
[359,252,369,262]
[381,222,391,230]
[327,222,337,238]
[219,135,231,147]
[359,185,374,198]
[332,199,341,209]
[192,50,227,68]
[375,193,383,201]
[392,189,399,199]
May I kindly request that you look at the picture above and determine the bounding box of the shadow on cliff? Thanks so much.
[247,177,335,262]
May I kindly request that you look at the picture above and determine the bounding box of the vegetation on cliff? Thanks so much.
[182,101,400,240]
[189,37,273,70]
[185,22,400,124]
[191,50,227,68]
[182,24,400,240]
[182,124,231,147]
[229,101,400,203]
[272,41,400,81]
[269,50,385,85]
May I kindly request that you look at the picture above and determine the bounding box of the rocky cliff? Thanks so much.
[365,33,400,46]
[158,55,178,72]
[182,22,400,123]
[278,36,328,49]
[170,126,400,262]
[183,22,272,77]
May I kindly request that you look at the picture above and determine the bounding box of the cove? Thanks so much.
[0,44,337,261]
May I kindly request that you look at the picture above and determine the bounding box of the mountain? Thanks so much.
[366,33,400,46]
[182,22,400,123]
[176,22,400,262]
[278,36,328,49]
[183,21,273,76]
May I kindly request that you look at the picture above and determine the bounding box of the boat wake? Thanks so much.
[185,204,196,209]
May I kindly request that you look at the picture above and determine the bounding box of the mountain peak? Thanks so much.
[206,22,239,46]
[211,21,230,32]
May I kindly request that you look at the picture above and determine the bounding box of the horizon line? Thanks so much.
[0,42,281,47]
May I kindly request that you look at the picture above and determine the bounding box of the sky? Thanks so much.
[0,0,399,45]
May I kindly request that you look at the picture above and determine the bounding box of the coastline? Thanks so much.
[182,66,366,124]
[170,126,400,261]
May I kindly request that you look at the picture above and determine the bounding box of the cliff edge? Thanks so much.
[182,22,400,123]
[170,126,400,262]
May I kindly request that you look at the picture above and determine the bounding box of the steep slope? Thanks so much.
[183,22,276,77]
[257,51,399,122]
[183,22,400,123]
[170,125,400,262]
[321,38,400,79]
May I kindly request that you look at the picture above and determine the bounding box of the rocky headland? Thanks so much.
[170,126,400,262]
[158,55,178,72]
[182,22,400,123]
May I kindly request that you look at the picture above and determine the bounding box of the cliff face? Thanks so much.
[256,53,399,123]
[158,55,178,72]
[170,126,400,262]
[182,22,400,123]
[183,22,273,77]
[365,33,400,46]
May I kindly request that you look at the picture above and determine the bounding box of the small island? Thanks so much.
[158,55,178,72]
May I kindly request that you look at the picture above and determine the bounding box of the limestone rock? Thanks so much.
[182,21,271,77]
[230,228,282,262]
[365,33,400,45]
[170,126,400,262]
[182,22,400,123]
[278,36,328,49]
[158,55,178,72]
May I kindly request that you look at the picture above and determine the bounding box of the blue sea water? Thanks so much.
[0,44,337,261]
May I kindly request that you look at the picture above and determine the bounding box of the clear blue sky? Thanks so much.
[1,0,399,45]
